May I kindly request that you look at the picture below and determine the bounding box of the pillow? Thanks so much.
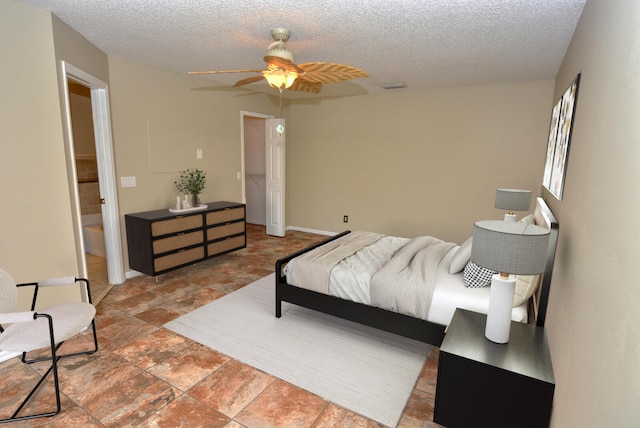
[513,274,542,307]
[448,237,473,274]
[520,214,535,225]
[463,261,496,288]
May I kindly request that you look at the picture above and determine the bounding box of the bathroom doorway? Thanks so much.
[68,79,110,302]
[60,62,125,303]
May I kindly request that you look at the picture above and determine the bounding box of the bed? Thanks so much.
[275,197,558,346]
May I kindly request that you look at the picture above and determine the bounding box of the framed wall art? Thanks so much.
[542,73,580,200]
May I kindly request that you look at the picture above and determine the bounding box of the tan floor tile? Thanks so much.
[58,352,143,407]
[137,394,229,427]
[235,380,329,428]
[415,347,439,394]
[396,388,442,428]
[146,341,230,391]
[114,328,190,369]
[313,404,387,428]
[97,314,159,351]
[134,305,187,326]
[82,371,177,427]
[188,359,275,418]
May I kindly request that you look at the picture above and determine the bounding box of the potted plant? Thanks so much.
[175,168,206,207]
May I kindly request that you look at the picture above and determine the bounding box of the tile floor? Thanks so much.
[86,253,112,305]
[0,224,442,427]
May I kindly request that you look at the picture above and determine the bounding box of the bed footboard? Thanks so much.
[275,230,351,318]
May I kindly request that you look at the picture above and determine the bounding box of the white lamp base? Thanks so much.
[485,274,516,344]
[504,213,517,222]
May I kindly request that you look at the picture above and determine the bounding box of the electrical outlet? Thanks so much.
[343,215,349,223]
[196,148,203,159]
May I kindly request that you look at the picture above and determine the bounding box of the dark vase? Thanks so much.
[191,194,201,207]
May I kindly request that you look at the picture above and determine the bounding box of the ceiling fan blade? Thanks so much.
[188,69,264,75]
[233,74,267,87]
[288,78,323,94]
[297,62,368,84]
[264,56,305,74]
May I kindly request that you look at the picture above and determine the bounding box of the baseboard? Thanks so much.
[0,351,20,363]
[286,225,337,236]
[125,269,141,280]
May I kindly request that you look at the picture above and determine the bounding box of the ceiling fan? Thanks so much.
[189,28,368,94]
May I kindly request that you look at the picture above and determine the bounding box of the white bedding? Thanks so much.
[430,245,528,325]
[284,233,528,326]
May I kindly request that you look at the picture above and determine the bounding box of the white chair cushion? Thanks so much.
[0,269,17,313]
[0,302,95,352]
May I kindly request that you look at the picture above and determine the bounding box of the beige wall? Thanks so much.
[107,57,285,268]
[51,14,109,83]
[287,81,554,244]
[542,0,640,426]
[0,1,77,293]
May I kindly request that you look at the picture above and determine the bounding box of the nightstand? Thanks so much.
[434,309,555,428]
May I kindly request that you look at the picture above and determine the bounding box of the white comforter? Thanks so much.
[371,236,456,319]
[284,232,529,325]
[286,233,455,319]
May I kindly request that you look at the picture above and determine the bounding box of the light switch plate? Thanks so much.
[121,176,136,187]
[197,149,203,159]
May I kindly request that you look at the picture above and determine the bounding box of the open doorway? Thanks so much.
[241,111,273,234]
[67,80,110,301]
[243,115,267,225]
[59,62,125,304]
[241,111,286,237]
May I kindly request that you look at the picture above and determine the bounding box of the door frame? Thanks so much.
[59,61,125,287]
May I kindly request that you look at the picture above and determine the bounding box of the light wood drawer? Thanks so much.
[207,235,245,256]
[207,222,245,241]
[153,231,203,255]
[152,215,202,237]
[154,247,204,272]
[206,207,244,225]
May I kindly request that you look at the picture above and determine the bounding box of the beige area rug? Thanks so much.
[165,274,431,427]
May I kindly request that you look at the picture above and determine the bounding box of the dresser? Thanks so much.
[434,309,555,428]
[125,201,246,276]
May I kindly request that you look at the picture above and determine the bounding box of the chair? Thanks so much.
[0,268,98,423]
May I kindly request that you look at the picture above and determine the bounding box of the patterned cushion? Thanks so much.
[463,261,496,288]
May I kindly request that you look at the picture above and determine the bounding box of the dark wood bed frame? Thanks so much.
[275,197,559,347]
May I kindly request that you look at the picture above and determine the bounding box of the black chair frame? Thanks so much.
[0,278,98,424]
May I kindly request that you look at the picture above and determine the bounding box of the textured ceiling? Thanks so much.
[16,0,586,99]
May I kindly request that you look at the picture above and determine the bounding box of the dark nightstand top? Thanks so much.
[441,309,554,384]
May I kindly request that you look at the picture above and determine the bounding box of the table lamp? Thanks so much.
[495,189,532,222]
[471,220,550,343]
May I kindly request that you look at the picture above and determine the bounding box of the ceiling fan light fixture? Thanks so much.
[263,68,298,90]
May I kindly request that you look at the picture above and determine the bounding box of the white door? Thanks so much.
[265,118,285,236]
